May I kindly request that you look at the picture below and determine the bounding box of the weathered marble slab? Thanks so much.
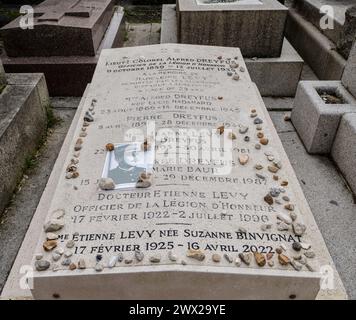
[1,0,115,57]
[30,44,342,299]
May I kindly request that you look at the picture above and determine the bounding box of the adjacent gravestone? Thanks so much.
[341,40,356,98]
[0,59,49,214]
[176,0,288,57]
[31,44,331,299]
[0,0,126,96]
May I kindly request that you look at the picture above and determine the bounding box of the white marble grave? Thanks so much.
[27,44,344,299]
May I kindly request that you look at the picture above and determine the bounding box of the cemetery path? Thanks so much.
[269,110,356,299]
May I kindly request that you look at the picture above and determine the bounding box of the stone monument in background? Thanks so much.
[0,0,126,96]
[0,60,6,89]
[161,0,304,97]
[177,0,287,57]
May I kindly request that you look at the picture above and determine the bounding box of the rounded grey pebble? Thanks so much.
[78,258,86,269]
[292,242,302,251]
[95,262,104,272]
[52,253,61,262]
[35,253,43,260]
[108,255,119,268]
[168,251,178,262]
[239,125,248,134]
[117,253,124,262]
[254,118,263,125]
[66,240,75,248]
[270,187,280,197]
[304,251,316,259]
[256,173,266,180]
[61,258,71,266]
[99,178,115,190]
[35,260,50,271]
[64,250,73,258]
[149,254,161,263]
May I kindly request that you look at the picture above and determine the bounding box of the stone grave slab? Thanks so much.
[176,0,288,57]
[0,1,126,96]
[29,44,343,299]
[161,4,303,96]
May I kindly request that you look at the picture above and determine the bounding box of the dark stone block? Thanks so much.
[1,0,115,57]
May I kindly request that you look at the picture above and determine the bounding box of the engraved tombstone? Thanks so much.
[31,44,337,299]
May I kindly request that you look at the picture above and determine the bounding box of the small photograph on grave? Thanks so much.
[102,143,154,189]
